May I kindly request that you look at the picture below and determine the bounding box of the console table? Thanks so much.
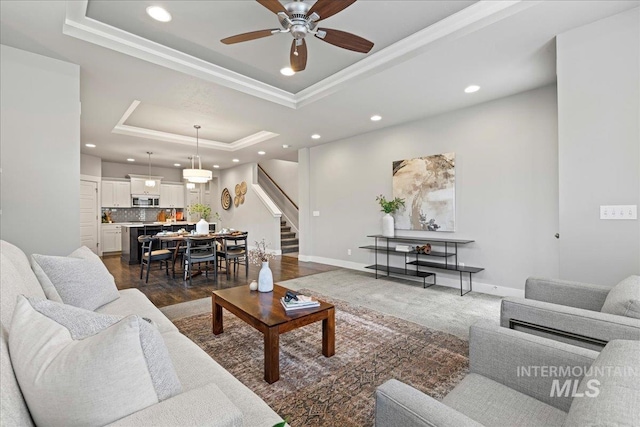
[361,235,484,296]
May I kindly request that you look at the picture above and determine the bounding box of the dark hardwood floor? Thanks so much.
[102,254,338,308]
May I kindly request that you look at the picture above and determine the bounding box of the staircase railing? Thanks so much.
[257,165,299,232]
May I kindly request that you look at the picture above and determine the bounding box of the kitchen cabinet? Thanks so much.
[130,177,161,196]
[101,223,125,252]
[160,184,185,208]
[102,181,131,207]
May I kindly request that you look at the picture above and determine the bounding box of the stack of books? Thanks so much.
[280,295,320,311]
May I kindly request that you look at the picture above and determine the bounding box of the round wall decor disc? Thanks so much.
[239,194,245,205]
[234,196,240,207]
[235,184,241,196]
[240,181,247,195]
[221,188,232,210]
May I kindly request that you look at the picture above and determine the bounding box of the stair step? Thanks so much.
[281,226,291,232]
[281,245,299,254]
[281,231,296,239]
[280,220,286,226]
[281,238,299,245]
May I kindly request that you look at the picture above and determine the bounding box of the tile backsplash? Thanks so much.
[102,208,183,223]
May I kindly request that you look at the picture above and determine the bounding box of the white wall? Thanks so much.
[102,161,182,182]
[81,153,102,177]
[214,163,281,251]
[259,159,299,205]
[1,45,80,256]
[301,85,559,295]
[557,8,640,285]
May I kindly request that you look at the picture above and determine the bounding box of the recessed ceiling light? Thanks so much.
[127,158,135,162]
[85,143,96,148]
[282,144,290,148]
[174,163,181,167]
[280,67,295,76]
[311,134,321,140]
[464,85,480,93]
[232,159,239,163]
[213,165,220,169]
[370,115,382,121]
[146,6,172,22]
[258,151,266,155]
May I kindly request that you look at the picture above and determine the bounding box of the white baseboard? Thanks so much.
[299,255,524,298]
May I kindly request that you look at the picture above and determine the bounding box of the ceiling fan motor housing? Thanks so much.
[285,0,312,39]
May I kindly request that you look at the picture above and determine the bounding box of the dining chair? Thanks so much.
[138,235,172,283]
[217,232,248,279]
[183,237,217,286]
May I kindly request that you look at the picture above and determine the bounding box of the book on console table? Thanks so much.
[280,296,320,311]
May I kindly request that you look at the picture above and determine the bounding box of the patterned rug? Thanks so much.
[174,289,469,427]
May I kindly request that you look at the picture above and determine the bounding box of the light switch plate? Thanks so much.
[312,211,320,217]
[600,205,637,220]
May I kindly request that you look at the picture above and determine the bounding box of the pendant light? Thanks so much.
[182,125,212,183]
[145,152,156,187]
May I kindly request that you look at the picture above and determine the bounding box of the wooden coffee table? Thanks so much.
[212,284,335,383]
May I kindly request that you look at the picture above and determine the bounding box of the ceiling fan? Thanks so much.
[221,0,374,72]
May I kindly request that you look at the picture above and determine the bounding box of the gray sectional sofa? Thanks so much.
[501,276,640,350]
[375,320,640,427]
[0,240,283,426]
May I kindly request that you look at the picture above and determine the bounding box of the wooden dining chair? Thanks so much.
[216,232,248,279]
[183,237,217,286]
[138,235,172,283]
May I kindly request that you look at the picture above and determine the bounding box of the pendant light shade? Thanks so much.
[145,152,156,187]
[183,125,212,183]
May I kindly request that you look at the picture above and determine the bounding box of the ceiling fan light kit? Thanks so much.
[183,124,213,183]
[221,0,374,72]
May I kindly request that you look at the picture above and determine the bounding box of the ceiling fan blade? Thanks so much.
[308,0,357,21]
[256,0,287,14]
[290,39,308,72]
[221,29,278,45]
[315,28,374,53]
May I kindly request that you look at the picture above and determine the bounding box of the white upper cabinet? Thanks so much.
[102,181,131,207]
[130,177,161,196]
[160,184,185,208]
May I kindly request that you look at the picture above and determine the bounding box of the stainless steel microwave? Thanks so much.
[132,196,160,207]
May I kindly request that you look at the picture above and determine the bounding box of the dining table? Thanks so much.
[157,231,246,281]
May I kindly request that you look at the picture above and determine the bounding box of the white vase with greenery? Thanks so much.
[376,195,405,237]
[249,239,275,293]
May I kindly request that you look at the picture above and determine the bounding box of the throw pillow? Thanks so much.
[601,275,640,319]
[31,246,120,310]
[9,296,182,427]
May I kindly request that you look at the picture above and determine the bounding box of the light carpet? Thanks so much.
[161,269,502,339]
[174,290,469,427]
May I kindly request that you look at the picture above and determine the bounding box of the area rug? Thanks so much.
[173,289,469,427]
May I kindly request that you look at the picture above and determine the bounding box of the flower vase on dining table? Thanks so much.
[196,218,209,235]
[258,261,273,292]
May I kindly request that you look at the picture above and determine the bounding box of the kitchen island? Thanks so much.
[120,222,214,264]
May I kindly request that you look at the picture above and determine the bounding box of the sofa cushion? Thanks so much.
[9,296,182,427]
[565,340,640,426]
[161,330,284,427]
[31,246,120,311]
[0,242,46,327]
[442,373,567,427]
[96,288,178,334]
[601,275,640,319]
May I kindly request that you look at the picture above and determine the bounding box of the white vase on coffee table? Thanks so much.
[258,262,274,292]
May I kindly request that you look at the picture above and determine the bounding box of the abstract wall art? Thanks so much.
[392,153,456,232]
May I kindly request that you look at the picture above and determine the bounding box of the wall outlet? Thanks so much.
[312,211,320,217]
[347,249,352,256]
[600,205,637,220]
